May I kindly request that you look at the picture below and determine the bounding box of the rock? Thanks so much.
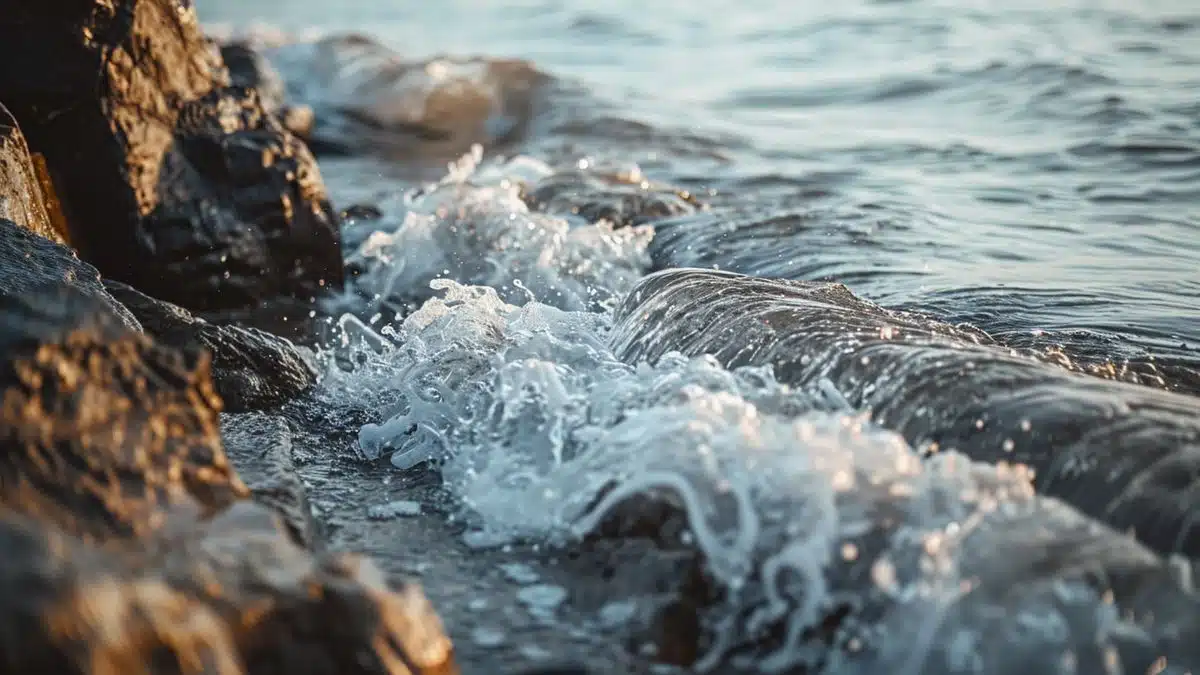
[104,280,319,412]
[219,41,288,114]
[0,504,456,675]
[610,268,1200,559]
[0,218,141,332]
[520,169,701,228]
[0,103,63,245]
[0,0,343,315]
[255,34,545,158]
[0,282,456,673]
[0,283,246,541]
[220,412,317,548]
[220,40,316,140]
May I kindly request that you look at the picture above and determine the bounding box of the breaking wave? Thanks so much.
[315,151,1200,673]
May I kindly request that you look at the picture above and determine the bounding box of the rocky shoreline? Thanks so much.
[2,2,1199,674]
[0,2,454,672]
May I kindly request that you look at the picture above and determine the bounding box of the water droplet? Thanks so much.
[598,600,638,628]
[471,627,506,648]
[500,563,540,585]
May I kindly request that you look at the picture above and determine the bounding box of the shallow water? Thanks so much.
[197,1,1200,672]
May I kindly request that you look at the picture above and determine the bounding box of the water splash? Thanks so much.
[340,151,654,317]
[317,274,1197,672]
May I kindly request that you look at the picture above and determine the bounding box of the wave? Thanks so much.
[610,269,1200,559]
[312,152,1200,673]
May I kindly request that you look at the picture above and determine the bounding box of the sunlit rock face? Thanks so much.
[0,281,455,674]
[0,0,343,316]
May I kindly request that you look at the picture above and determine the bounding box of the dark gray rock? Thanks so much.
[0,217,140,332]
[104,280,319,412]
[610,268,1200,559]
[220,412,317,547]
[0,0,343,316]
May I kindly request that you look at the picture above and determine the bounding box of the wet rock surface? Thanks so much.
[0,281,456,673]
[0,0,343,315]
[220,412,316,547]
[0,218,140,332]
[105,280,319,412]
[610,268,1200,559]
[520,169,702,229]
[0,104,63,245]
[266,404,656,675]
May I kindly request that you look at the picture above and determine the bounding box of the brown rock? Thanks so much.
[0,284,246,541]
[0,103,63,245]
[0,283,457,673]
[0,0,343,315]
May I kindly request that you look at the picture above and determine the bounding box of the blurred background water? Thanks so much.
[199,0,1199,363]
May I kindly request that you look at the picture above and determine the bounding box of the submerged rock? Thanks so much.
[610,268,1200,559]
[253,33,546,158]
[0,283,456,673]
[105,280,319,412]
[520,169,702,228]
[0,0,343,315]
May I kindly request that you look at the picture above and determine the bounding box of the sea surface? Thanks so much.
[203,0,1200,355]
[199,1,1200,673]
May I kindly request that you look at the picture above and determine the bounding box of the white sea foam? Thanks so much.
[314,149,1174,673]
[342,148,654,315]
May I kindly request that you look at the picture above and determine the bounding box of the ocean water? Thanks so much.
[198,1,1200,673]
[203,0,1200,355]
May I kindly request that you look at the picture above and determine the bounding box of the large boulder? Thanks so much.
[0,0,343,315]
[0,283,456,673]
